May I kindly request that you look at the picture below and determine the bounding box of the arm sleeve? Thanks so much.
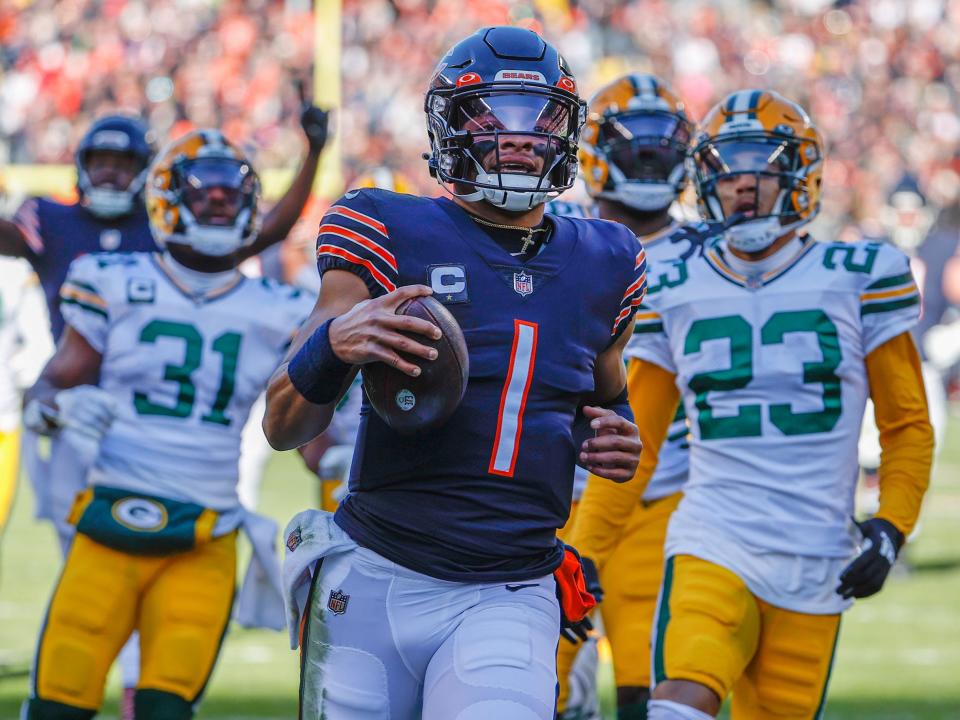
[623,291,676,373]
[865,331,934,537]
[567,358,680,568]
[861,244,921,354]
[611,243,647,340]
[12,197,44,257]
[315,190,399,299]
[59,256,111,353]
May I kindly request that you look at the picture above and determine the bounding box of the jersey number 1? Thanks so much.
[489,320,538,477]
[133,320,242,426]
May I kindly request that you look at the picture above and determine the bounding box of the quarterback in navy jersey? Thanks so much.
[266,27,645,720]
[0,111,328,340]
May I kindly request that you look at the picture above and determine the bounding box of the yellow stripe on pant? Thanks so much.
[556,491,682,710]
[653,554,841,719]
[34,531,237,711]
[0,428,20,534]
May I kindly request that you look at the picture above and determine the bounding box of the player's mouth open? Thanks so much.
[493,159,537,174]
[734,201,757,217]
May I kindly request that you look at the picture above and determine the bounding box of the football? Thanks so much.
[362,295,470,434]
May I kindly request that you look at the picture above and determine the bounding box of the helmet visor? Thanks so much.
[694,136,815,183]
[178,158,256,226]
[452,93,576,139]
[599,112,691,182]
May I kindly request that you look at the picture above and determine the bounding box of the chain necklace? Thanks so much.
[468,213,550,256]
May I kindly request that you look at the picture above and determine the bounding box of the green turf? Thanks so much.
[2,420,959,719]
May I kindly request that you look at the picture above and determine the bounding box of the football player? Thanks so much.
[21,130,314,720]
[0,257,53,541]
[568,90,934,720]
[0,110,327,341]
[264,27,645,720]
[553,74,699,720]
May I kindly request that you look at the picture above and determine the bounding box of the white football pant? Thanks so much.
[300,544,561,720]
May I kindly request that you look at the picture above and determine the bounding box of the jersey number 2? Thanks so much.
[489,320,538,477]
[685,310,842,439]
[133,320,242,426]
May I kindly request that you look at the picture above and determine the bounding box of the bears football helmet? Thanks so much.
[580,74,693,212]
[691,90,824,252]
[145,130,260,257]
[425,26,586,212]
[76,115,155,219]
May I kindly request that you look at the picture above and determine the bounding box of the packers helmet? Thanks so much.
[691,90,824,252]
[580,74,693,212]
[145,130,261,257]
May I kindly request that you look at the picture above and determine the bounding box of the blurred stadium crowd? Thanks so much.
[3,0,960,244]
[2,0,960,367]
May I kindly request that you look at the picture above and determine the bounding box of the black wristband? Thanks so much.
[287,318,353,404]
[572,387,633,467]
[605,386,633,423]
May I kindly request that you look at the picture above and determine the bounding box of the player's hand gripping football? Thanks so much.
[578,406,642,482]
[328,284,441,378]
[836,518,905,599]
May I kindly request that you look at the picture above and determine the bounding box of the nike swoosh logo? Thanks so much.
[504,583,539,592]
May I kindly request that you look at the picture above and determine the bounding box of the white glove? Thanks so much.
[24,385,118,442]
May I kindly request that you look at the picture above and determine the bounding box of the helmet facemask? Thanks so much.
[78,149,149,219]
[427,85,586,212]
[693,133,821,253]
[594,110,691,212]
[165,157,260,257]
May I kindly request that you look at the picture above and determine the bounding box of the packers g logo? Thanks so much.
[111,498,168,532]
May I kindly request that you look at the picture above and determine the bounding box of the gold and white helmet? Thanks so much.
[146,129,261,257]
[579,74,693,212]
[691,90,824,252]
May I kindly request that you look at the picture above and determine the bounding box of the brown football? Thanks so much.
[362,295,469,434]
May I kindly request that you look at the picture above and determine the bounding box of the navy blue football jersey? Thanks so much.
[13,198,156,339]
[316,189,647,582]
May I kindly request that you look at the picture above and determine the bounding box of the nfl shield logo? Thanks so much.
[327,589,350,615]
[285,527,302,552]
[513,270,534,296]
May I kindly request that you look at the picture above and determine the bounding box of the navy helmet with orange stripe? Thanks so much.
[76,114,155,219]
[424,26,587,212]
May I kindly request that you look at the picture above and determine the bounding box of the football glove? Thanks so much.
[836,518,904,599]
[300,105,330,153]
[24,385,117,442]
[555,544,601,644]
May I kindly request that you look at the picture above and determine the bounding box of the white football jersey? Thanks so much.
[61,252,313,510]
[547,199,692,502]
[628,238,920,612]
[0,258,53,430]
[630,219,691,501]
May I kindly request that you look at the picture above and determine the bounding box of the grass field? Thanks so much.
[2,418,959,719]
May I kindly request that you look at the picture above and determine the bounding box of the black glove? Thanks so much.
[560,612,593,644]
[580,555,603,604]
[300,105,330,153]
[555,546,602,644]
[836,518,904,599]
